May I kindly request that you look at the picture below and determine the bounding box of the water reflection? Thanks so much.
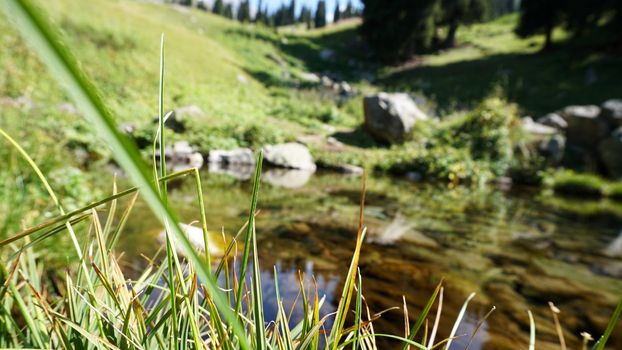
[119,171,622,350]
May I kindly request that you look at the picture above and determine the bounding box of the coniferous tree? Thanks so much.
[254,0,263,22]
[360,0,437,62]
[343,0,353,18]
[437,0,490,48]
[515,0,564,50]
[237,0,251,22]
[197,0,208,11]
[314,0,327,28]
[333,1,341,23]
[288,0,297,25]
[212,0,225,15]
[224,3,234,19]
[299,5,313,29]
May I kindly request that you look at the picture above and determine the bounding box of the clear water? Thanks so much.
[119,170,622,350]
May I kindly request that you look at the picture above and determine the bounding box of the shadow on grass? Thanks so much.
[331,126,386,149]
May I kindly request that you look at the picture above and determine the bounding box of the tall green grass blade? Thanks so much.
[251,170,266,350]
[234,152,263,317]
[0,1,250,348]
[329,174,368,350]
[400,280,443,350]
[592,298,622,350]
[353,269,363,350]
[193,168,211,271]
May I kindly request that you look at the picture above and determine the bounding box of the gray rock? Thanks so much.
[157,141,204,172]
[319,49,335,61]
[208,148,255,165]
[338,81,352,95]
[537,113,568,130]
[263,169,313,188]
[601,99,622,128]
[597,127,622,178]
[539,134,566,163]
[522,117,558,135]
[363,92,428,144]
[560,105,608,148]
[298,72,320,84]
[262,143,317,171]
[320,75,334,87]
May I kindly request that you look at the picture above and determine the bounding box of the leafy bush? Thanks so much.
[386,97,519,184]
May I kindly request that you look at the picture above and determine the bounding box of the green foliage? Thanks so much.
[384,97,518,184]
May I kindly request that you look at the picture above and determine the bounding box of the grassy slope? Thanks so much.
[2,3,622,231]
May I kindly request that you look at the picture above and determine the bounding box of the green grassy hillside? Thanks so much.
[2,0,622,234]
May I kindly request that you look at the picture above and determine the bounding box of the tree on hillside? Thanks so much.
[333,1,341,23]
[360,0,438,62]
[237,0,251,22]
[288,0,297,25]
[515,0,565,50]
[299,5,313,29]
[343,0,354,18]
[255,0,264,23]
[197,0,208,11]
[212,0,224,15]
[223,3,234,19]
[315,0,327,28]
[436,0,491,48]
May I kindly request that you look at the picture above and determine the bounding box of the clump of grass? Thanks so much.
[551,170,607,197]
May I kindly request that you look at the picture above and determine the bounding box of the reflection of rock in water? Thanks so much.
[208,162,254,180]
[603,230,622,257]
[367,212,438,247]
[208,163,313,188]
[263,169,313,188]
[157,223,225,257]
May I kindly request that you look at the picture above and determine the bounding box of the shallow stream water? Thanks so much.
[119,170,622,350]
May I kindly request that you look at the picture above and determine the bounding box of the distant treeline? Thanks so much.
[177,0,362,29]
[361,0,622,62]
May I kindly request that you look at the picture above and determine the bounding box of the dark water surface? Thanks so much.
[119,170,622,350]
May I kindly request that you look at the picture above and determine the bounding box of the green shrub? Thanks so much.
[387,97,519,184]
